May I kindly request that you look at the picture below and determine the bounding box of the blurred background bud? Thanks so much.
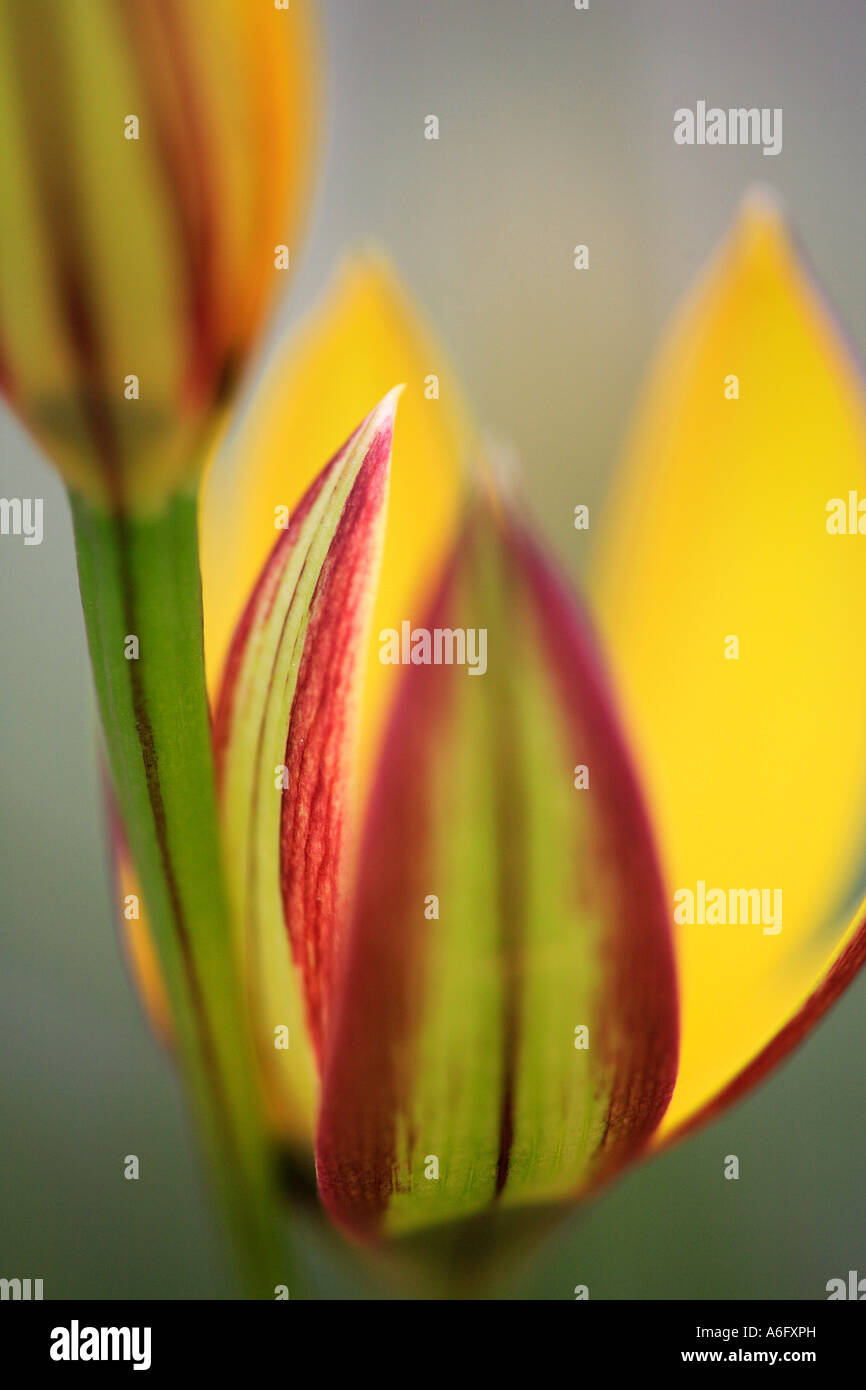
[0,0,318,511]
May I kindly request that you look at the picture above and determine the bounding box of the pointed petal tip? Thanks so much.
[475,436,524,512]
[361,383,405,445]
[738,182,787,227]
[379,381,407,416]
[730,184,792,265]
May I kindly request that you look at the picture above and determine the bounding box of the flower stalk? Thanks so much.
[71,485,290,1297]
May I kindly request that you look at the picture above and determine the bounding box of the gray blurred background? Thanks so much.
[2,0,865,1298]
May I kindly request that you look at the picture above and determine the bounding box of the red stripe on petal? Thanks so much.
[279,424,394,1061]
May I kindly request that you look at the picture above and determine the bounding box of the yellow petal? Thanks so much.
[593,190,866,1136]
[107,802,173,1048]
[200,254,473,779]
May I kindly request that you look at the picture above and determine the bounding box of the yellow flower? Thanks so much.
[126,198,866,1241]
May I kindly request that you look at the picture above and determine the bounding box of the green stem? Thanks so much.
[71,485,290,1298]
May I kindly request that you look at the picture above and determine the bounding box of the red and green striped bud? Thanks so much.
[0,0,317,512]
